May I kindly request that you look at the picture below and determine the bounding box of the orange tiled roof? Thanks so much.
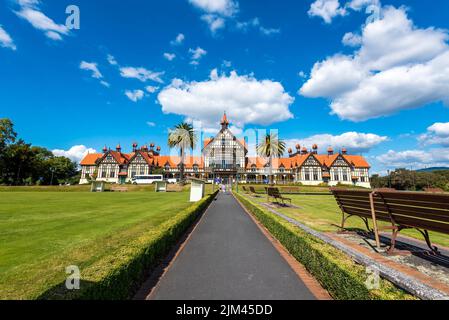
[344,155,371,168]
[80,153,103,165]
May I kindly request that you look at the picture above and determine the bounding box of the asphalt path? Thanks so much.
[149,192,316,300]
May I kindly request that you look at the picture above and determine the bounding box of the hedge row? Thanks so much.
[234,193,415,300]
[40,191,218,300]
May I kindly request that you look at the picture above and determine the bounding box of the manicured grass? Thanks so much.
[238,192,449,248]
[0,190,197,299]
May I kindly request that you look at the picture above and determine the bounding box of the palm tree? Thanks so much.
[257,132,286,185]
[168,122,197,184]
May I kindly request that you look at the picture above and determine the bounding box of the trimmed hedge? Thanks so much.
[234,193,415,300]
[40,191,218,300]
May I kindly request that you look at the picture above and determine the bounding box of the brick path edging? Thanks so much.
[253,200,449,300]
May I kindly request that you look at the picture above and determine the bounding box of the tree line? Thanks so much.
[371,168,449,191]
[0,119,79,186]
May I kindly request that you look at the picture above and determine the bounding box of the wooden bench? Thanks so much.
[111,186,128,192]
[373,190,449,254]
[249,186,260,197]
[331,188,449,254]
[266,187,292,205]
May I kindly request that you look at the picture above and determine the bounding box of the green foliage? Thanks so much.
[0,118,78,185]
[38,191,218,300]
[371,168,449,191]
[168,122,197,184]
[235,193,415,300]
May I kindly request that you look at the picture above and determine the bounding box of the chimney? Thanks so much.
[132,142,138,152]
[342,148,348,155]
[103,145,108,153]
[327,147,334,156]
[312,144,318,154]
[116,144,121,152]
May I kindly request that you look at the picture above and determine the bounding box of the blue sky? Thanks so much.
[1,0,449,174]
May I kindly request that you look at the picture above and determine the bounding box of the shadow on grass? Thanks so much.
[37,280,97,300]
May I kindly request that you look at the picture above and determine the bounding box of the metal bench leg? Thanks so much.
[416,229,440,255]
[388,227,400,254]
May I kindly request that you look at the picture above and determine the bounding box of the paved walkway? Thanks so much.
[147,192,316,300]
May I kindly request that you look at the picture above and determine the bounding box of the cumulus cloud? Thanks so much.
[419,122,449,147]
[52,145,97,163]
[145,86,159,94]
[189,0,238,33]
[342,32,362,47]
[80,61,103,79]
[120,66,164,83]
[189,0,238,17]
[15,0,69,41]
[163,52,176,61]
[157,69,294,130]
[201,14,226,33]
[170,33,185,46]
[286,132,387,154]
[80,61,109,87]
[377,148,449,169]
[125,89,145,102]
[308,0,347,24]
[300,6,449,121]
[189,47,207,65]
[107,54,118,65]
[0,25,16,50]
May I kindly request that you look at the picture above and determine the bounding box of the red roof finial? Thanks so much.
[221,111,229,125]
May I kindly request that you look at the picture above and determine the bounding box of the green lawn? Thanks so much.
[238,192,449,248]
[0,190,194,299]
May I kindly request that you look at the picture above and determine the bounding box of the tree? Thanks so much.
[0,119,17,182]
[257,132,286,185]
[168,123,196,185]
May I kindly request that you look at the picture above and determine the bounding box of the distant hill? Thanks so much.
[417,167,449,172]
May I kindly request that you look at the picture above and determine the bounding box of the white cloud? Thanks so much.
[145,86,159,94]
[189,47,207,65]
[377,148,449,169]
[201,14,226,33]
[163,52,176,61]
[52,145,97,163]
[342,32,362,47]
[347,0,380,11]
[300,6,449,122]
[298,71,307,78]
[171,33,185,46]
[308,0,347,24]
[146,121,156,127]
[120,66,164,83]
[189,0,238,17]
[235,17,280,36]
[107,54,118,65]
[15,2,69,41]
[80,61,103,79]
[0,25,16,50]
[286,132,387,154]
[125,89,144,102]
[100,81,110,88]
[260,26,280,36]
[419,122,449,147]
[157,69,294,130]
